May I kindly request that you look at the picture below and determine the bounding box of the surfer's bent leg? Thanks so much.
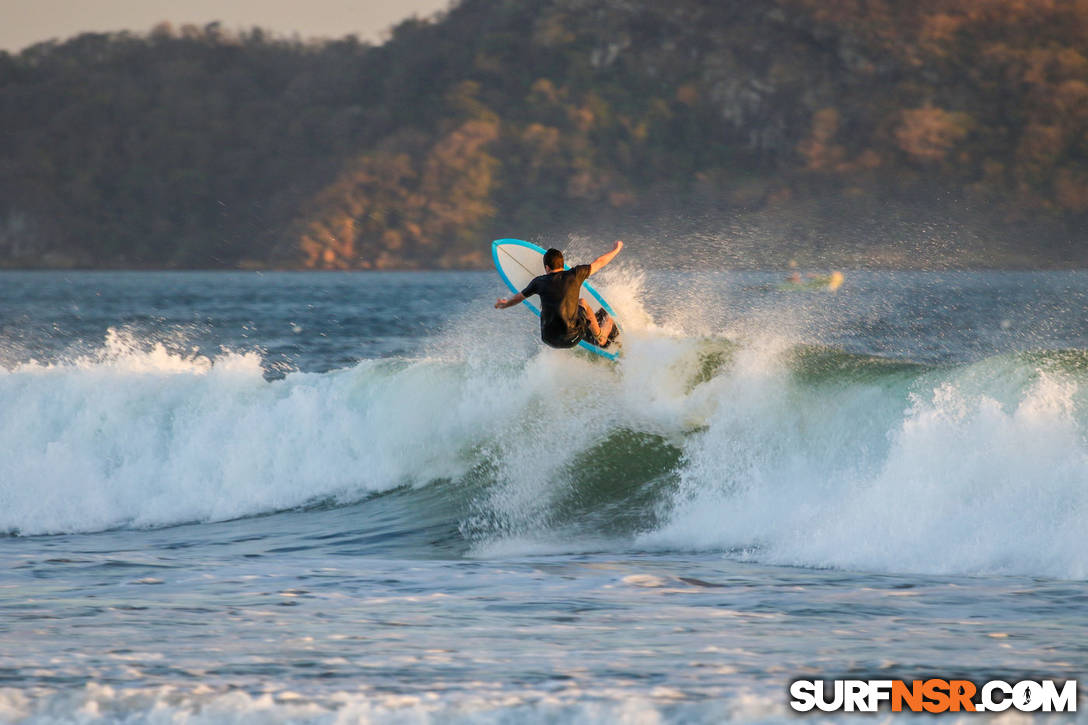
[596,310,614,345]
[579,298,610,346]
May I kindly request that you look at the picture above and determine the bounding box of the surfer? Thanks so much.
[494,240,623,348]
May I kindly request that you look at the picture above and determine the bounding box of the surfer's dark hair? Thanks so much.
[544,248,564,270]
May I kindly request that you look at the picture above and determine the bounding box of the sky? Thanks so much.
[0,0,453,52]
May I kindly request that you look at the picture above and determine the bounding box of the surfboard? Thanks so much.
[491,238,621,360]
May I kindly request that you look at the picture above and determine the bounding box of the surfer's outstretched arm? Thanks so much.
[589,240,623,275]
[495,293,526,309]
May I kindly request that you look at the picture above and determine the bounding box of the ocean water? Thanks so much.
[1,267,1086,723]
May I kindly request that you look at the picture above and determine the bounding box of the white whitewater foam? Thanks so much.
[0,330,508,535]
[3,284,1087,582]
[643,355,1088,580]
[0,682,1053,725]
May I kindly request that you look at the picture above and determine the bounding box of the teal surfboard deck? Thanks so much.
[492,238,621,361]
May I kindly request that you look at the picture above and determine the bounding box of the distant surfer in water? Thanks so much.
[494,240,623,349]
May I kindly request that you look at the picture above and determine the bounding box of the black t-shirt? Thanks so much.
[521,264,592,347]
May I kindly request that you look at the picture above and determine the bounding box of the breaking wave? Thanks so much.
[2,316,1086,580]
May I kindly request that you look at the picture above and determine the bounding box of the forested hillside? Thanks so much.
[1,0,1086,268]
